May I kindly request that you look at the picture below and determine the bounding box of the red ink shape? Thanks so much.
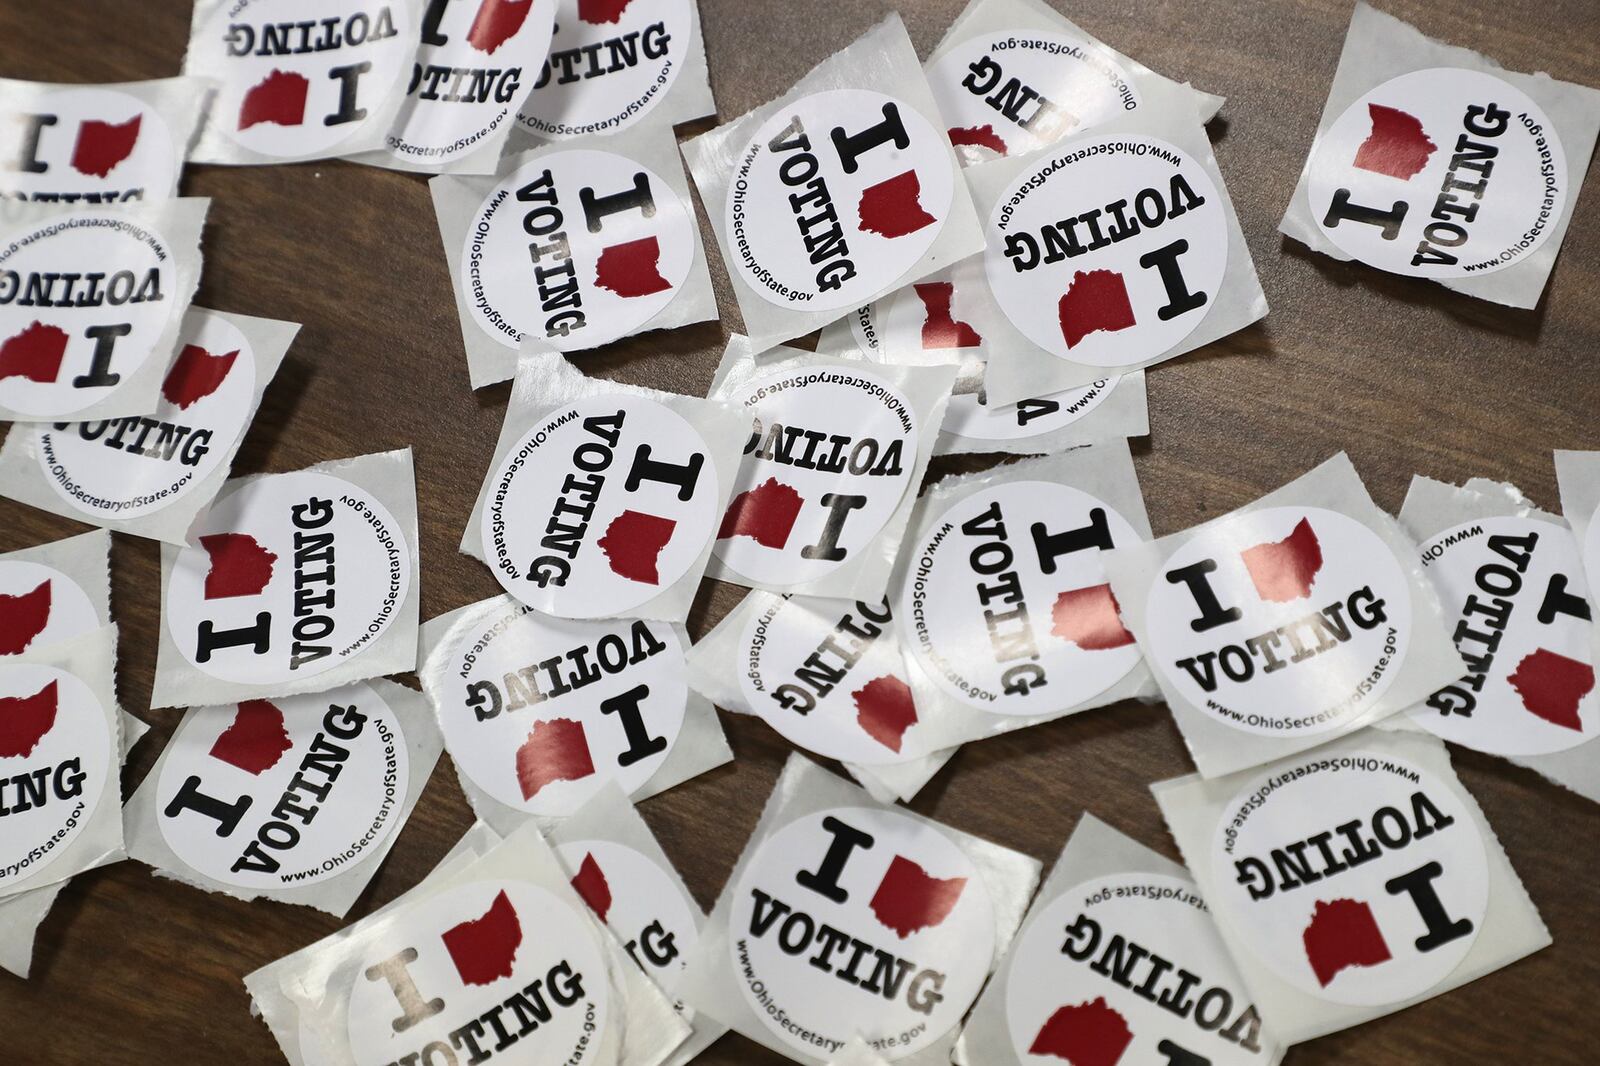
[948,124,1007,156]
[0,581,51,656]
[1241,517,1323,603]
[594,236,672,298]
[1304,897,1391,986]
[516,717,595,799]
[199,533,278,600]
[577,0,633,24]
[915,282,982,349]
[161,343,239,410]
[0,680,57,759]
[1353,104,1437,180]
[1058,269,1136,349]
[597,509,675,585]
[238,70,309,130]
[71,114,141,178]
[571,852,613,922]
[857,170,937,239]
[0,321,69,384]
[466,0,533,53]
[208,700,293,775]
[852,674,917,753]
[869,855,966,938]
[1028,997,1134,1066]
[1508,648,1594,731]
[442,889,524,986]
[1050,584,1135,651]
[718,477,804,549]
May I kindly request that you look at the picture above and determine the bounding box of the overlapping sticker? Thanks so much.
[0,76,209,202]
[681,13,983,349]
[0,530,110,658]
[1279,2,1600,309]
[462,353,745,621]
[954,812,1282,1066]
[706,336,956,602]
[1105,452,1465,777]
[432,121,717,388]
[1153,730,1550,1044]
[0,306,297,543]
[0,198,208,423]
[153,448,420,708]
[419,595,730,832]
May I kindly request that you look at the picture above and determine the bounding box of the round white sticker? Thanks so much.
[0,212,180,418]
[344,879,609,1066]
[1307,68,1568,279]
[35,311,258,520]
[435,600,688,817]
[729,805,996,1059]
[986,135,1226,367]
[0,85,179,200]
[1004,873,1271,1065]
[901,481,1141,717]
[1213,751,1487,1005]
[193,0,415,159]
[848,256,990,366]
[381,0,556,165]
[928,30,1142,166]
[0,560,98,656]
[713,364,921,588]
[165,469,412,685]
[463,147,697,353]
[945,378,1118,445]
[0,662,113,889]
[737,596,921,765]
[555,838,701,998]
[1408,516,1597,755]
[154,682,410,890]
[726,89,954,313]
[481,393,719,617]
[1144,505,1412,736]
[516,0,693,139]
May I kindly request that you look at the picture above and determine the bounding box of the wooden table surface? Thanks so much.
[3,0,1599,1062]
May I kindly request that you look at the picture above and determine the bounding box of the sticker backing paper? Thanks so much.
[1153,730,1549,1045]
[1105,452,1465,778]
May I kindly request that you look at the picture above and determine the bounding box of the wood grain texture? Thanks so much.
[2,0,1599,1061]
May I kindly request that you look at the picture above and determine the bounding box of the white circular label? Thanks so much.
[726,89,954,313]
[556,838,701,1001]
[0,86,179,200]
[729,806,995,1059]
[0,559,98,656]
[1409,516,1597,755]
[1307,68,1568,279]
[1214,751,1487,1005]
[986,135,1226,368]
[0,662,112,889]
[344,879,609,1065]
[0,212,180,417]
[944,378,1117,444]
[928,30,1142,166]
[165,469,412,685]
[435,600,688,817]
[902,481,1141,717]
[481,393,719,617]
[381,0,556,165]
[736,596,921,765]
[154,682,410,890]
[462,147,696,353]
[713,365,920,588]
[1004,873,1272,1065]
[194,0,415,159]
[1144,506,1412,736]
[515,0,693,139]
[35,311,258,519]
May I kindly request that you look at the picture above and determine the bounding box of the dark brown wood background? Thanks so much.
[3,0,1599,1061]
